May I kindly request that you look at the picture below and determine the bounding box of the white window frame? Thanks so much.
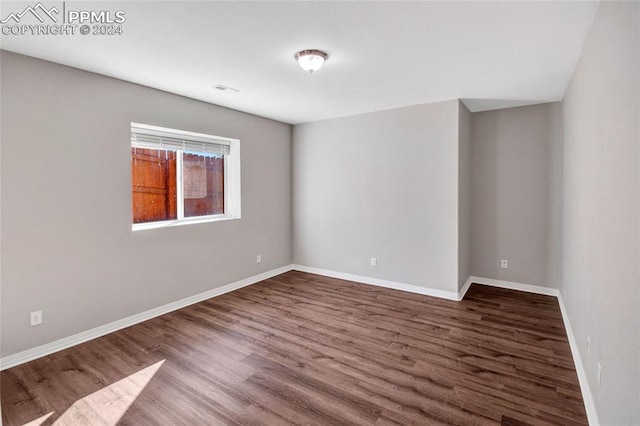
[131,123,241,231]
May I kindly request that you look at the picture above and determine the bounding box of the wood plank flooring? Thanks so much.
[1,271,588,425]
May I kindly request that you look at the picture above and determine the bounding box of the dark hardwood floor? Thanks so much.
[1,271,588,425]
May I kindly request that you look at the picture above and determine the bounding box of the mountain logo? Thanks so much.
[1,2,59,24]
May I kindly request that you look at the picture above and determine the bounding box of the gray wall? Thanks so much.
[560,2,640,424]
[457,102,472,290]
[0,51,292,356]
[547,102,564,289]
[470,103,559,287]
[292,100,460,293]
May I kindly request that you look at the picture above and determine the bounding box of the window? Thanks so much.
[131,123,240,230]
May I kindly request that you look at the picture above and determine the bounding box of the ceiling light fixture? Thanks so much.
[295,49,328,74]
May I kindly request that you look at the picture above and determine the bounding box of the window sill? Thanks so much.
[132,214,240,232]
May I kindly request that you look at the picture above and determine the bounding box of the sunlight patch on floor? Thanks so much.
[21,411,54,426]
[21,360,165,426]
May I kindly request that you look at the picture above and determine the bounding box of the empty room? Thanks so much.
[0,1,638,425]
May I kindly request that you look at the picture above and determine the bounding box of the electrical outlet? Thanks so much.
[587,336,591,358]
[501,259,509,269]
[370,257,377,267]
[30,310,43,326]
[597,362,602,387]
[256,254,262,264]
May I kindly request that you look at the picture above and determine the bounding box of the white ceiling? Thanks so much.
[0,1,598,124]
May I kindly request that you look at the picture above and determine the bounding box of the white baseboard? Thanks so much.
[467,275,559,297]
[458,276,474,300]
[291,264,461,301]
[557,293,599,426]
[0,264,294,371]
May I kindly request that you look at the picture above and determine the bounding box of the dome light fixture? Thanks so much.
[295,49,328,74]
